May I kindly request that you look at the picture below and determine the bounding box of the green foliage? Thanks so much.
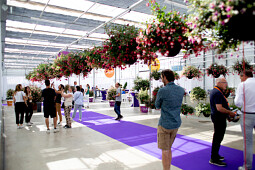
[181,104,194,115]
[150,70,161,80]
[137,89,149,105]
[30,86,42,102]
[123,82,127,90]
[190,87,207,102]
[107,87,117,101]
[133,77,150,91]
[6,89,14,100]
[89,90,94,97]
[195,103,211,116]
[183,66,203,79]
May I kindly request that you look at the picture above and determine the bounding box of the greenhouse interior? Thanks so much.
[0,0,255,170]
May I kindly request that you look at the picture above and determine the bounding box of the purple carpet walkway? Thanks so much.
[67,109,254,170]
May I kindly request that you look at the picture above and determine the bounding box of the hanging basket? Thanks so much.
[212,73,221,78]
[187,75,194,79]
[166,41,182,57]
[123,57,137,65]
[227,11,255,41]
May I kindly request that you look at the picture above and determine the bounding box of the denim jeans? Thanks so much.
[72,104,82,119]
[240,114,255,170]
[114,101,121,117]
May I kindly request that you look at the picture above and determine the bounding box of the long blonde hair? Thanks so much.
[14,84,22,96]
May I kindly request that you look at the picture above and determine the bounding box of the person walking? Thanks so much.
[235,70,255,170]
[42,80,58,134]
[114,82,123,120]
[85,84,90,108]
[52,83,64,125]
[24,86,33,126]
[155,69,185,170]
[13,84,26,129]
[209,77,235,166]
[61,85,73,128]
[72,86,83,122]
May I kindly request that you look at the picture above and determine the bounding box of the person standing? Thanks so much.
[52,83,64,125]
[209,77,235,166]
[155,69,184,170]
[72,86,83,122]
[235,70,255,170]
[13,84,26,129]
[85,84,90,108]
[114,82,123,120]
[42,80,58,134]
[61,85,73,128]
[24,86,33,126]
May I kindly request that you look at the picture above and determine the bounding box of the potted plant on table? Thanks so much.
[6,89,14,106]
[107,87,117,107]
[195,103,211,117]
[190,87,207,102]
[89,90,94,102]
[137,89,150,113]
[182,66,203,79]
[133,77,150,91]
[30,86,42,112]
[206,63,228,78]
[150,70,161,80]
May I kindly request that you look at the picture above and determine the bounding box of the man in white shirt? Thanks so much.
[234,70,255,170]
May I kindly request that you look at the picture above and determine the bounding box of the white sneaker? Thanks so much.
[27,122,32,126]
[46,129,50,134]
[19,125,23,129]
[79,119,81,122]
[17,125,20,129]
[53,128,59,133]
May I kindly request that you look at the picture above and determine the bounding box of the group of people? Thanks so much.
[12,69,254,170]
[155,69,254,170]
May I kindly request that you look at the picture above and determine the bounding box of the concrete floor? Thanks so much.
[2,100,255,170]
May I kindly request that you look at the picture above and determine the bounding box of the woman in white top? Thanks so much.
[13,84,26,129]
[61,85,73,128]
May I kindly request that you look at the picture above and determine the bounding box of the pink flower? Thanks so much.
[146,3,149,7]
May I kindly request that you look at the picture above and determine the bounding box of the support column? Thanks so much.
[203,51,206,90]
[93,69,95,102]
[212,50,215,87]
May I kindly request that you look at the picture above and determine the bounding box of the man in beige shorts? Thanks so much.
[155,69,185,170]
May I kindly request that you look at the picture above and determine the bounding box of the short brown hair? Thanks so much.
[161,69,175,82]
[241,70,253,78]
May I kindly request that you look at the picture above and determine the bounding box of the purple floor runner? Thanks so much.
[67,109,255,170]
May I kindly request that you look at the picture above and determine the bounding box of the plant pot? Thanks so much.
[124,57,137,65]
[227,11,255,41]
[187,75,194,79]
[7,100,13,106]
[140,104,148,113]
[89,97,94,102]
[212,73,221,78]
[32,103,37,111]
[166,41,182,57]
[37,102,42,112]
[202,112,211,117]
[109,100,115,107]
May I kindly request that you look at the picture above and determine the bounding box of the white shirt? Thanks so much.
[64,92,73,106]
[234,78,255,112]
[14,91,25,103]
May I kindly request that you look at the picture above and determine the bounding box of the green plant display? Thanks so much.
[195,103,211,117]
[181,104,194,115]
[107,87,117,101]
[150,70,161,80]
[133,77,150,91]
[137,89,149,105]
[123,82,127,90]
[89,90,94,97]
[190,87,207,102]
[30,86,42,103]
[6,89,14,100]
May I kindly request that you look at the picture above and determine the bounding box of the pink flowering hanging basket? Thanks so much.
[166,41,182,57]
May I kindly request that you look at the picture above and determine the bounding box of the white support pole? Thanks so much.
[93,69,95,102]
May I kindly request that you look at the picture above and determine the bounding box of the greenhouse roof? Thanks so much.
[1,0,188,69]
